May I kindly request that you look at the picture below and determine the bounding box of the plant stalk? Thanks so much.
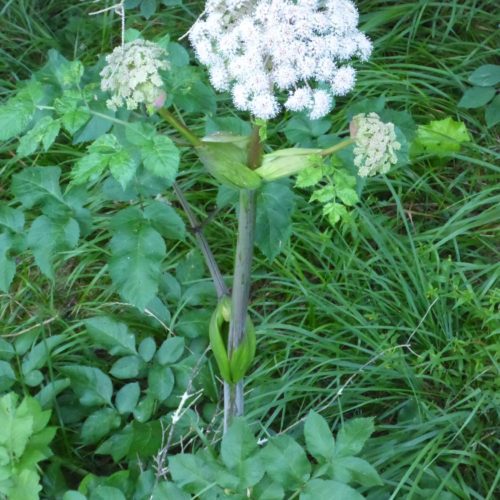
[224,188,257,432]
[172,182,229,300]
[224,125,262,432]
[158,108,202,147]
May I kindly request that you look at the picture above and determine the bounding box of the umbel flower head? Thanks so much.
[100,39,169,111]
[189,0,372,120]
[351,112,401,177]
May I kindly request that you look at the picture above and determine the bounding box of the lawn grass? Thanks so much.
[0,0,498,498]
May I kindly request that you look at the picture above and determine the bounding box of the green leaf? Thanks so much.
[468,64,500,86]
[143,200,185,240]
[148,364,174,401]
[109,213,166,310]
[8,468,42,500]
[108,149,137,189]
[300,479,364,500]
[21,335,66,375]
[340,456,383,487]
[0,96,34,141]
[168,454,214,493]
[138,337,157,362]
[60,365,113,406]
[152,482,190,500]
[140,0,157,18]
[17,116,61,157]
[255,181,295,261]
[115,382,141,414]
[81,408,121,444]
[133,393,156,422]
[284,115,332,146]
[0,234,16,292]
[295,165,324,188]
[35,379,71,409]
[411,117,470,157]
[0,360,16,391]
[260,435,311,488]
[27,216,79,279]
[485,94,500,127]
[0,204,24,233]
[155,337,184,365]
[110,355,144,379]
[89,486,126,500]
[85,316,137,356]
[73,103,114,144]
[11,166,64,209]
[63,491,87,500]
[458,86,496,108]
[140,134,179,185]
[72,153,109,185]
[252,478,284,500]
[304,411,335,461]
[334,418,374,458]
[176,249,205,283]
[0,393,33,457]
[221,417,258,470]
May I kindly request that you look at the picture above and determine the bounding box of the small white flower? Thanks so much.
[351,113,401,177]
[189,0,372,120]
[100,39,169,111]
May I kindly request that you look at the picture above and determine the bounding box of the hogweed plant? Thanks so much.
[0,0,470,497]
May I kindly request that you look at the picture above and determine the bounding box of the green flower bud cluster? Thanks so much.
[100,39,168,111]
[351,112,401,177]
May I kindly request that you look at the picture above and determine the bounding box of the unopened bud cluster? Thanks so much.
[100,39,168,111]
[351,113,401,177]
[189,0,372,120]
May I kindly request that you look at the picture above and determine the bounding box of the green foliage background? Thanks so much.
[0,0,498,498]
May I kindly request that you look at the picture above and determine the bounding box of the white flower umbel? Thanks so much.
[189,0,372,120]
[100,39,169,111]
[351,112,401,177]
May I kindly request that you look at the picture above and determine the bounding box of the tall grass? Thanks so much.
[1,0,498,497]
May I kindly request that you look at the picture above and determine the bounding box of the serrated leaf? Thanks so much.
[148,364,174,401]
[60,365,113,406]
[221,417,258,470]
[35,379,71,409]
[81,408,121,444]
[0,360,16,391]
[311,185,336,204]
[0,97,33,141]
[11,166,64,209]
[335,187,359,207]
[72,153,109,185]
[143,200,186,240]
[411,117,470,157]
[260,435,311,488]
[300,479,364,500]
[335,417,374,458]
[255,181,295,261]
[155,337,184,365]
[108,148,137,189]
[17,116,61,157]
[295,165,324,188]
[284,115,332,146]
[458,86,496,109]
[468,64,500,86]
[176,249,205,283]
[323,202,349,226]
[109,221,166,310]
[0,234,16,292]
[169,454,214,492]
[85,316,137,356]
[27,216,79,279]
[140,134,179,184]
[115,382,141,414]
[304,411,335,461]
[21,335,66,375]
[62,106,91,134]
[8,468,42,500]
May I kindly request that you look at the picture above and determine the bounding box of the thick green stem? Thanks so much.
[224,188,257,432]
[224,125,262,432]
[158,108,202,147]
[319,138,354,157]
